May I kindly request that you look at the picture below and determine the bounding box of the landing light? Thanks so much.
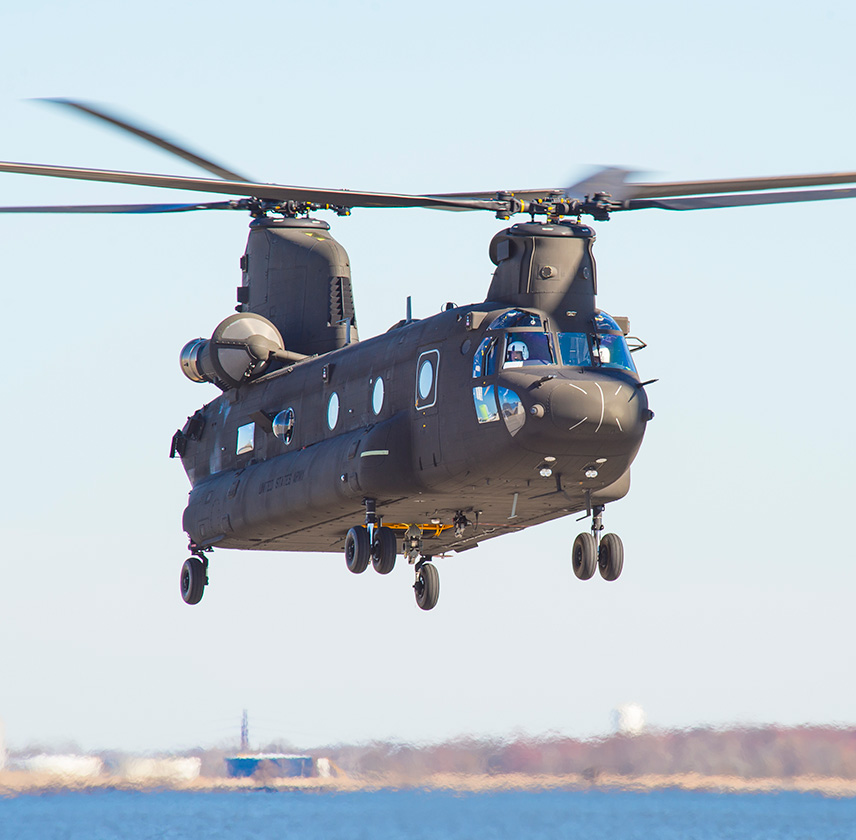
[539,468,553,477]
[584,468,599,479]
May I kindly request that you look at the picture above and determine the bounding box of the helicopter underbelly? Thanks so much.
[182,408,639,555]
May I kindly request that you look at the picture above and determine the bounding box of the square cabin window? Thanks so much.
[236,422,255,455]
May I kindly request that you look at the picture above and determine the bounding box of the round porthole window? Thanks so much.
[418,359,434,400]
[372,377,384,415]
[327,392,340,430]
[272,407,295,444]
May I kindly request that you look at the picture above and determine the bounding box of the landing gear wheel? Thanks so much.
[372,526,397,575]
[598,533,624,581]
[414,561,439,611]
[180,557,206,605]
[345,526,370,574]
[572,532,597,580]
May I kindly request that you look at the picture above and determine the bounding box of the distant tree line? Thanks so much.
[312,727,856,780]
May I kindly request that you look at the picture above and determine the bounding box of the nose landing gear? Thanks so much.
[572,505,624,582]
[413,557,439,611]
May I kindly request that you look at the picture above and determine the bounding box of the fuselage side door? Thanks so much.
[413,346,443,473]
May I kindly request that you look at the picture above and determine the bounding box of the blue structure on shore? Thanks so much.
[226,754,314,778]
[225,710,314,778]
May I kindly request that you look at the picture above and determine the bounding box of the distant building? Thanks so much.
[22,755,103,778]
[121,757,201,783]
[611,703,646,736]
[225,754,314,778]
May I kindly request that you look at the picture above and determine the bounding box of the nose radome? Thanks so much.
[547,378,647,437]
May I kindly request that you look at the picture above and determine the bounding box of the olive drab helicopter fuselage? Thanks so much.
[171,215,650,609]
[5,100,856,611]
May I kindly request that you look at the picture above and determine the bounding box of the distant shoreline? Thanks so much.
[2,771,855,798]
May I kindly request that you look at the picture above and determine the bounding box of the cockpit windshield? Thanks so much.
[502,331,555,368]
[592,333,637,372]
[557,329,637,373]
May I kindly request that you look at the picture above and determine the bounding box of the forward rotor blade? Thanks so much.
[0,200,243,214]
[624,187,856,211]
[38,98,252,182]
[0,160,504,211]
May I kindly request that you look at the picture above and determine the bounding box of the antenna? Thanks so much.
[241,709,249,753]
[406,296,412,323]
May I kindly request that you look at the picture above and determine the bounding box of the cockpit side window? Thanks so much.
[472,336,498,378]
[502,331,555,368]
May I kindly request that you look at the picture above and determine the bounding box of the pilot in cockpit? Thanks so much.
[505,339,530,367]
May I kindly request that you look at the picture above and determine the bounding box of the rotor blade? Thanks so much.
[38,98,252,182]
[627,171,856,199]
[566,167,640,201]
[0,161,505,211]
[0,200,243,214]
[623,187,856,211]
[428,187,564,201]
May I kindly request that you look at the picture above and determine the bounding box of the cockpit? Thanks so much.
[472,308,637,377]
[470,308,641,434]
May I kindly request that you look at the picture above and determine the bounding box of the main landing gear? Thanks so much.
[180,548,209,605]
[345,499,397,575]
[344,499,441,610]
[572,505,624,582]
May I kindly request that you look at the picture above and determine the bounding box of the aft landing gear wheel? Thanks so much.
[372,526,397,575]
[572,532,597,580]
[345,526,370,574]
[598,533,624,581]
[414,560,439,611]
[180,557,207,605]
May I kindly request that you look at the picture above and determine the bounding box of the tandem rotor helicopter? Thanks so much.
[3,100,856,611]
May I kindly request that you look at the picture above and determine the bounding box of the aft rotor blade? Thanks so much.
[0,160,504,211]
[624,187,856,211]
[0,200,243,214]
[38,98,252,182]
[627,171,856,199]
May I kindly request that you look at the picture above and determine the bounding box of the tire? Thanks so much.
[598,533,624,581]
[372,526,397,574]
[345,526,370,574]
[414,562,440,611]
[572,532,597,580]
[180,557,206,605]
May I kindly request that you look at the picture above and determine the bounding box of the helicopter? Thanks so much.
[4,101,856,611]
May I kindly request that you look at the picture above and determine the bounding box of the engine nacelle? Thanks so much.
[180,312,287,390]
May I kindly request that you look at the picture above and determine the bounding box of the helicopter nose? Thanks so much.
[545,377,648,440]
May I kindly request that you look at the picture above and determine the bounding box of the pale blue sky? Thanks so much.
[0,1,854,752]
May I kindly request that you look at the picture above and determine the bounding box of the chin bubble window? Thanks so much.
[472,385,499,423]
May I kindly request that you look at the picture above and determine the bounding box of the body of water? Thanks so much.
[1,788,854,839]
